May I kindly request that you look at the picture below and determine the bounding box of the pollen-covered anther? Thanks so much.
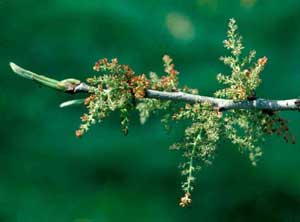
[258,56,268,66]
[84,95,95,105]
[179,192,192,207]
[80,115,89,122]
[75,130,83,138]
[93,62,101,71]
[111,58,118,64]
[130,74,150,98]
[244,69,251,77]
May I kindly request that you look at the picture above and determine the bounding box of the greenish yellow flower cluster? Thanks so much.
[215,18,267,101]
[75,19,294,207]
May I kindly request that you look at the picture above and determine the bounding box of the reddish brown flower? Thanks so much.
[179,192,192,207]
[130,74,150,98]
[258,56,268,66]
[75,130,83,138]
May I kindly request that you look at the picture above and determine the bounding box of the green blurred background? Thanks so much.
[1,0,300,221]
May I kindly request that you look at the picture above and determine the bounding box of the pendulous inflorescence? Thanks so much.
[72,19,295,207]
[9,19,297,207]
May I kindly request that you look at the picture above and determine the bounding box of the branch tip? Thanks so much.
[9,62,18,71]
[9,62,32,80]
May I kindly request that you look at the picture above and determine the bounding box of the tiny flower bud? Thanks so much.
[76,130,83,138]
[258,56,268,66]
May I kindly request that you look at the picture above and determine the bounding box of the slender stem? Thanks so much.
[185,133,201,193]
[9,62,300,111]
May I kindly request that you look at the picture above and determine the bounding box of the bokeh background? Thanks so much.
[1,0,300,221]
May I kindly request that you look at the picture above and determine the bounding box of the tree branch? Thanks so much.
[10,62,300,111]
[146,90,300,111]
